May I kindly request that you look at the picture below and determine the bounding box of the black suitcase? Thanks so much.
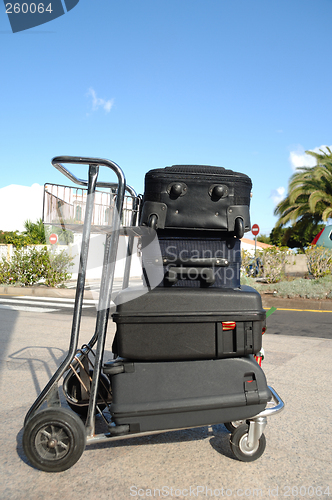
[141,229,241,288]
[140,165,252,237]
[106,356,270,433]
[112,286,265,361]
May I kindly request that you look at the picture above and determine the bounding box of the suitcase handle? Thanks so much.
[165,266,215,285]
[162,257,229,267]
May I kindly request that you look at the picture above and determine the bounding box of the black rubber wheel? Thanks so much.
[148,214,158,230]
[64,370,111,417]
[230,424,266,462]
[234,218,245,239]
[224,420,246,433]
[23,407,86,472]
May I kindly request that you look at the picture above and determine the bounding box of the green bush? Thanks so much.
[241,250,254,275]
[241,247,289,283]
[0,246,73,287]
[260,247,289,283]
[244,276,332,300]
[305,245,332,278]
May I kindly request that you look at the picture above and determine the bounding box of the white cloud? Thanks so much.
[289,144,332,171]
[270,186,286,206]
[0,184,44,232]
[87,87,114,113]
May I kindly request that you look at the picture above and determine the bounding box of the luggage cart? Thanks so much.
[22,156,284,473]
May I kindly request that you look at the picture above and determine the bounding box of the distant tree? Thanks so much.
[270,218,324,251]
[0,230,17,244]
[50,226,74,245]
[23,218,46,244]
[257,234,271,244]
[3,219,74,247]
[274,147,332,227]
[4,231,32,248]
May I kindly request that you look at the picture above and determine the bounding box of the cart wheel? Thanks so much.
[224,420,246,433]
[23,407,86,472]
[148,214,158,230]
[65,370,110,417]
[234,218,244,239]
[230,424,266,462]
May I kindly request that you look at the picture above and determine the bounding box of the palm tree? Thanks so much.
[23,218,46,244]
[274,147,332,227]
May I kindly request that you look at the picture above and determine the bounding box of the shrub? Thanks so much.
[0,246,73,287]
[241,247,289,283]
[241,250,253,275]
[259,247,290,283]
[305,245,332,278]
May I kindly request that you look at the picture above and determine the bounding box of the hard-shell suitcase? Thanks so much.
[140,165,252,237]
[112,286,265,361]
[142,229,241,288]
[107,356,270,433]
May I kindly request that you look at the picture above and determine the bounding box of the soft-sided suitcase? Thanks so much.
[140,165,252,237]
[112,286,265,360]
[106,356,270,433]
[142,229,241,288]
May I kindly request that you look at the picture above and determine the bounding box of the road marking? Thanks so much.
[9,296,98,304]
[264,307,332,313]
[0,304,59,313]
[0,298,92,308]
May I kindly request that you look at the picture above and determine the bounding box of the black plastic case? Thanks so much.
[140,165,252,234]
[112,286,265,361]
[108,356,270,433]
[142,229,241,288]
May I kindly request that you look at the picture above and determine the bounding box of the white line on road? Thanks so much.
[0,298,93,308]
[6,296,98,305]
[0,304,60,313]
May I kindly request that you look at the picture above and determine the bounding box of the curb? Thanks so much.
[0,285,96,300]
[262,295,332,312]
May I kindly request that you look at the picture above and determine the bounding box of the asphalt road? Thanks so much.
[266,309,332,338]
[1,305,331,498]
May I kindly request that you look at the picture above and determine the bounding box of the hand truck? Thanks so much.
[22,156,284,472]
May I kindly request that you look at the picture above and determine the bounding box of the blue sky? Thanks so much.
[1,0,332,235]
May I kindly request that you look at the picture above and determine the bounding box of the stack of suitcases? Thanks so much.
[109,165,270,435]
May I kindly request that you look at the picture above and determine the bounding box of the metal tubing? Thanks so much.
[24,165,99,425]
[247,416,267,448]
[85,423,215,446]
[52,156,135,195]
[84,162,126,437]
[255,386,285,419]
[122,193,140,289]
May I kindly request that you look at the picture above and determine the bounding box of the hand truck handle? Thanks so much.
[51,156,137,197]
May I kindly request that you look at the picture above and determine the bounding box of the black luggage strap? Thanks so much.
[244,375,260,405]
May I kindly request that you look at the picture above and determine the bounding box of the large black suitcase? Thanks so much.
[142,229,241,288]
[112,286,265,361]
[140,165,252,237]
[107,356,270,433]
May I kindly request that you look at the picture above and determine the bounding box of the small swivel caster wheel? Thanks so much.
[23,407,86,472]
[148,214,158,230]
[234,218,244,239]
[230,424,266,462]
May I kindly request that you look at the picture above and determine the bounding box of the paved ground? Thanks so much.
[0,283,331,499]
